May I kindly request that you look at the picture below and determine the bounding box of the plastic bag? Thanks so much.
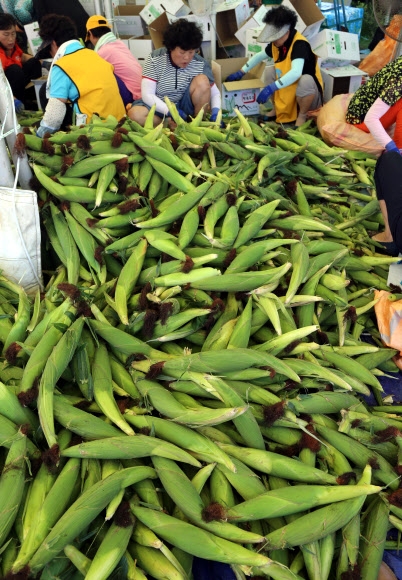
[374,290,402,355]
[359,15,402,77]
[0,0,33,25]
[316,93,394,155]
[0,185,42,294]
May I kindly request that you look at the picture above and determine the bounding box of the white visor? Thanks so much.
[257,23,290,43]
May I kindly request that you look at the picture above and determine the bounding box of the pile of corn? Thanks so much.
[1,104,402,580]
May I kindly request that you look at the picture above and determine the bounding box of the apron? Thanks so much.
[272,31,323,124]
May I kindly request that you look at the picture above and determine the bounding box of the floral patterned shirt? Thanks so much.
[346,56,402,124]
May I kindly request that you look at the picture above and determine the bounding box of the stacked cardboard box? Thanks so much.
[113,1,251,65]
[310,29,367,101]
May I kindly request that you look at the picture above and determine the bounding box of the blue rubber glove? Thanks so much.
[178,108,188,121]
[36,121,56,138]
[210,107,225,128]
[14,98,24,114]
[385,140,400,154]
[257,82,278,105]
[226,70,245,82]
[209,108,220,122]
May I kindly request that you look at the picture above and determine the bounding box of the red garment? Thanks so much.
[355,99,402,148]
[0,43,23,71]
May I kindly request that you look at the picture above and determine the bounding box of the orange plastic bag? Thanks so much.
[359,15,402,77]
[374,290,402,354]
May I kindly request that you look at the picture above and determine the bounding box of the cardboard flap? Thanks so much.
[148,12,169,48]
[322,64,367,78]
[223,79,265,90]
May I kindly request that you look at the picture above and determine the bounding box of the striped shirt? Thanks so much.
[142,47,215,105]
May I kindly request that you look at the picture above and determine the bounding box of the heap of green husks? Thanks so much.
[1,102,402,580]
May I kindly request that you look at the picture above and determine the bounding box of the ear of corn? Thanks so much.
[61,435,202,467]
[85,513,135,580]
[0,433,27,548]
[92,342,135,435]
[28,466,156,574]
[38,317,85,448]
[226,483,380,523]
[218,444,338,485]
[123,413,236,472]
[12,457,81,572]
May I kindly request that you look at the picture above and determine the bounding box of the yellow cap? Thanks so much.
[85,14,111,39]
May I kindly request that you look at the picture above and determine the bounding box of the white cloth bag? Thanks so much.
[0,185,43,294]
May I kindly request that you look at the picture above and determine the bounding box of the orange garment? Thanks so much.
[354,99,402,148]
[0,43,22,70]
[359,15,402,77]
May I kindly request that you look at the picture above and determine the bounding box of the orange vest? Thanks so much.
[271,31,323,124]
[55,48,125,123]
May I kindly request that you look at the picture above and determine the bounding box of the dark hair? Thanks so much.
[0,13,17,30]
[88,25,111,39]
[38,13,78,47]
[163,19,203,51]
[263,5,298,30]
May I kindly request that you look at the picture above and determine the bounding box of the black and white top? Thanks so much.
[142,47,220,115]
[346,56,402,124]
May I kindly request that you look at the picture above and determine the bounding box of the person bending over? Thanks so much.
[346,56,402,156]
[226,5,323,126]
[85,14,142,107]
[128,19,221,127]
[373,151,402,255]
[0,13,41,112]
[35,14,125,138]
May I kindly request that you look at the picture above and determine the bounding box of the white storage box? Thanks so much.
[245,26,265,59]
[320,64,368,103]
[310,29,360,63]
[215,0,250,47]
[114,6,146,38]
[167,13,213,41]
[139,0,190,25]
[24,21,41,56]
[281,0,324,40]
[129,36,154,66]
[235,4,270,47]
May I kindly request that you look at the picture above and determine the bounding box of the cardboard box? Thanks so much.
[235,4,270,46]
[281,0,324,40]
[24,21,42,56]
[215,0,250,47]
[114,6,146,38]
[139,0,190,25]
[310,29,360,63]
[245,26,265,58]
[212,57,265,115]
[320,64,368,102]
[129,36,154,66]
[167,13,213,41]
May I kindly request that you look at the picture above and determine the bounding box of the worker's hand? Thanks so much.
[385,140,401,154]
[14,98,24,114]
[177,108,188,121]
[257,82,278,105]
[36,121,56,138]
[210,107,225,128]
[226,70,245,82]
